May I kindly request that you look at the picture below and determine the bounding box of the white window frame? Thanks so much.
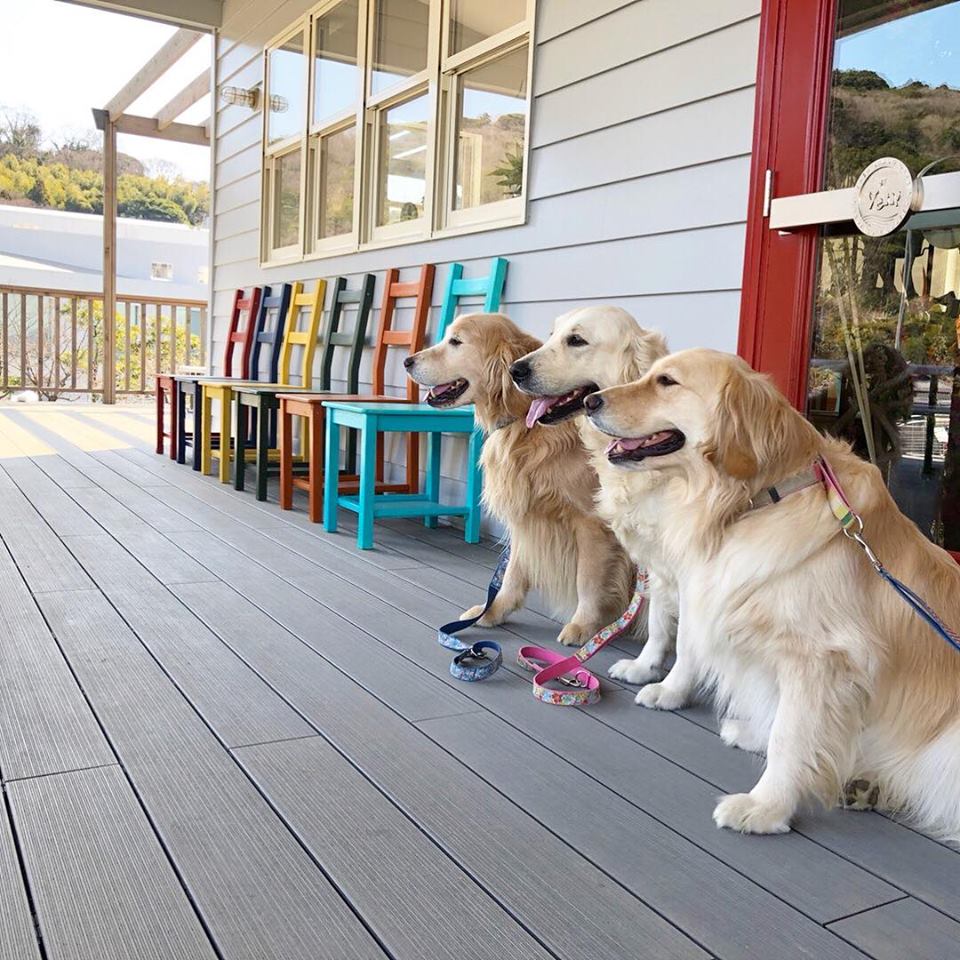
[259,0,535,267]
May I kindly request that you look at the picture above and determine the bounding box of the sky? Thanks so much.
[836,1,960,89]
[0,0,211,181]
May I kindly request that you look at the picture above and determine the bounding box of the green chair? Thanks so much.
[320,257,508,549]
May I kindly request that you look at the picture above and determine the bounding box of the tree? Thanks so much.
[0,108,42,158]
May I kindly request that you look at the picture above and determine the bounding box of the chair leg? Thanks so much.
[405,432,420,494]
[234,396,246,491]
[323,412,340,533]
[279,406,293,510]
[255,402,270,501]
[424,432,441,529]
[219,389,232,485]
[464,427,483,543]
[357,420,377,550]
[190,386,202,471]
[168,385,178,461]
[200,388,213,475]
[308,408,323,524]
[177,385,188,465]
[155,383,164,455]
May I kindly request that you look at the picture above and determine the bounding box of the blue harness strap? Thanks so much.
[876,566,960,654]
[438,547,509,681]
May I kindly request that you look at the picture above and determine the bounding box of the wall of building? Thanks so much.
[210,0,762,498]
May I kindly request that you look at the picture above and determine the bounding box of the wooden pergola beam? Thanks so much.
[92,109,209,146]
[155,69,210,130]
[104,27,202,120]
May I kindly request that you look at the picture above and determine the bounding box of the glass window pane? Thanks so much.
[376,93,428,226]
[317,125,356,239]
[449,0,525,56]
[454,45,527,210]
[370,0,429,96]
[268,30,306,144]
[313,0,359,125]
[824,1,960,189]
[272,149,301,249]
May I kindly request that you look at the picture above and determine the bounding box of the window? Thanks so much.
[151,262,174,281]
[261,0,534,263]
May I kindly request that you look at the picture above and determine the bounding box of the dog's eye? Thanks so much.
[448,337,462,347]
[656,374,678,387]
[566,334,587,347]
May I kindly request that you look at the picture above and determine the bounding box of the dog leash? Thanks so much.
[815,456,960,653]
[517,571,648,706]
[437,548,509,680]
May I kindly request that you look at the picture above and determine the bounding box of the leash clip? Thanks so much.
[559,671,588,688]
[842,514,883,571]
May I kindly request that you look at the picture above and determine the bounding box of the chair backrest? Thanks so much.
[277,280,327,388]
[318,274,376,393]
[370,264,436,400]
[222,287,263,378]
[249,283,293,383]
[436,257,508,340]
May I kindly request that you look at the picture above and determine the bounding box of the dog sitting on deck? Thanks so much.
[405,312,634,646]
[586,348,960,840]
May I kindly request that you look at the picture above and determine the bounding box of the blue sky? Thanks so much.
[0,0,211,180]
[836,2,960,89]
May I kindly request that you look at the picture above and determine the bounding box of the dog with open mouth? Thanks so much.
[586,348,960,840]
[509,306,680,687]
[405,312,634,645]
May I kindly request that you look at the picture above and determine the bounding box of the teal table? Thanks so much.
[322,401,482,550]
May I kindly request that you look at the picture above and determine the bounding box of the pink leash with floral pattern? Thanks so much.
[517,572,649,706]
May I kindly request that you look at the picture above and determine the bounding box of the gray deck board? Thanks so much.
[34,588,387,960]
[827,897,960,960]
[0,540,113,781]
[61,533,314,749]
[8,765,218,960]
[235,737,556,960]
[0,795,42,960]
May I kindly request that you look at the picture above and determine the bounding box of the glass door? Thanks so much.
[744,0,960,550]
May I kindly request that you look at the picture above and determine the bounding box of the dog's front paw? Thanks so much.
[634,682,687,710]
[713,793,791,834]
[842,778,880,811]
[719,718,766,754]
[557,621,591,646]
[609,657,665,685]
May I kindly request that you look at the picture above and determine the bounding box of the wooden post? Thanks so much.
[102,117,117,404]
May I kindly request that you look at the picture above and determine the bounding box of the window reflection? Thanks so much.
[370,0,429,95]
[268,32,306,144]
[376,94,428,226]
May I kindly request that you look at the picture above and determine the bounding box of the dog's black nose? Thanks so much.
[510,360,531,383]
[403,355,416,369]
[583,393,604,413]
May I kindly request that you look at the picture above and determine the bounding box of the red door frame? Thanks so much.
[737,0,839,409]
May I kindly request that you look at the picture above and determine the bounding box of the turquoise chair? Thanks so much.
[321,257,508,550]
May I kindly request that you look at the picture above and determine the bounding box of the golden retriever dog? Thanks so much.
[585,347,960,840]
[509,306,674,684]
[404,312,634,645]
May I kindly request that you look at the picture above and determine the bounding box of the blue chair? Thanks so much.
[321,257,508,549]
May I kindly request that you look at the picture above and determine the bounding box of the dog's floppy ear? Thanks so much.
[481,319,541,415]
[616,327,669,383]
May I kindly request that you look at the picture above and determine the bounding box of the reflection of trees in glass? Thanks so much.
[825,69,960,188]
[459,112,525,205]
[491,142,523,198]
[319,128,355,238]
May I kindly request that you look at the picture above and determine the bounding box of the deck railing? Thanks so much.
[0,284,207,399]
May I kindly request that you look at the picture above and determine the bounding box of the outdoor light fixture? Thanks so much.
[219,84,260,110]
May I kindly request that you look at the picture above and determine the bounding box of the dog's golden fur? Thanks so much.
[406,313,633,644]
[588,348,960,839]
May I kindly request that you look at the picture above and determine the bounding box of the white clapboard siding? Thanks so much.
[209,0,762,501]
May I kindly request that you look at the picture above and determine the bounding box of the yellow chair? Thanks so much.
[200,280,326,482]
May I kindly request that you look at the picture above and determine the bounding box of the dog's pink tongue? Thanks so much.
[605,436,648,453]
[526,397,555,428]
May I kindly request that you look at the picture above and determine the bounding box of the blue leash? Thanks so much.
[438,547,509,681]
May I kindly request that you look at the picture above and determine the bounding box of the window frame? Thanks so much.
[258,0,535,267]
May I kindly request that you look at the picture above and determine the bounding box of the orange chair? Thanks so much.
[278,263,435,522]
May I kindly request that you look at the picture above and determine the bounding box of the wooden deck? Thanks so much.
[0,405,958,960]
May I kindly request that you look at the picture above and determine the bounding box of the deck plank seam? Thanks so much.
[2,784,50,960]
